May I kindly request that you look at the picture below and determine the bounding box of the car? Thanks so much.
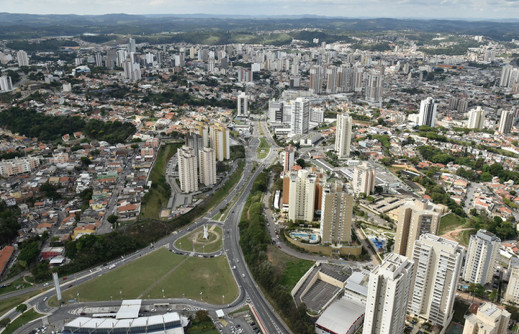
[67,284,73,288]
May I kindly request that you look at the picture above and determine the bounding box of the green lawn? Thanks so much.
[51,248,185,304]
[256,137,270,159]
[457,229,476,247]
[0,276,33,296]
[141,142,183,219]
[0,290,41,317]
[148,256,239,305]
[49,248,238,306]
[439,213,466,235]
[175,226,223,253]
[2,309,43,334]
[267,246,314,289]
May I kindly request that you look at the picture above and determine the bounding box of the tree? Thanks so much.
[80,157,91,165]
[296,158,306,168]
[16,304,27,313]
[108,215,119,226]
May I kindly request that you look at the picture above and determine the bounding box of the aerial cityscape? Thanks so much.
[2,4,519,334]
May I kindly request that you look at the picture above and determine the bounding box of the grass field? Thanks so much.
[439,213,467,235]
[50,248,238,306]
[141,142,183,219]
[457,229,476,247]
[0,290,40,317]
[51,248,185,304]
[0,276,33,296]
[2,309,43,334]
[148,256,238,305]
[266,246,314,289]
[257,137,270,160]
[175,226,223,253]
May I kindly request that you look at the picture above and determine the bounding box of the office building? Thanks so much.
[309,65,321,94]
[237,92,249,117]
[468,106,487,130]
[462,302,510,334]
[505,260,519,304]
[417,97,437,127]
[209,124,230,161]
[335,113,353,159]
[408,234,464,329]
[463,230,501,285]
[17,50,29,67]
[178,146,198,193]
[353,162,376,196]
[498,109,514,134]
[393,200,440,258]
[288,169,317,222]
[365,72,383,103]
[291,98,310,135]
[320,182,353,244]
[363,253,414,334]
[198,147,216,187]
[268,100,284,123]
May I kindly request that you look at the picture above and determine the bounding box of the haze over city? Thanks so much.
[2,0,519,19]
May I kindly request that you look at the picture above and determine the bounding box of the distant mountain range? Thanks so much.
[1,13,519,41]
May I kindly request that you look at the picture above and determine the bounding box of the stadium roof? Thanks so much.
[116,299,142,319]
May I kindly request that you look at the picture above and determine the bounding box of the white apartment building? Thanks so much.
[320,182,353,244]
[0,157,40,177]
[462,302,510,334]
[291,98,309,135]
[408,234,464,329]
[237,92,249,117]
[209,124,230,161]
[288,169,316,222]
[198,147,216,187]
[363,253,414,334]
[352,162,376,196]
[335,113,352,159]
[178,146,198,193]
[463,230,500,285]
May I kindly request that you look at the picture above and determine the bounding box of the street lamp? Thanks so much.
[119,290,122,300]
[222,295,224,304]
[200,291,203,302]
[162,288,165,299]
[77,292,79,303]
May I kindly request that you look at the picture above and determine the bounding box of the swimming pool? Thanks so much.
[290,231,320,243]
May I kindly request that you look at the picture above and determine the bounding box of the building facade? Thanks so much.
[363,253,414,334]
[288,169,316,222]
[335,113,353,159]
[198,147,216,187]
[320,182,353,245]
[463,230,500,285]
[352,162,376,196]
[178,146,198,193]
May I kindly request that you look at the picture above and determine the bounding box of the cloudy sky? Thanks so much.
[1,0,519,19]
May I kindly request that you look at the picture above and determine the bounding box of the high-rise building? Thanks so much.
[500,64,514,87]
[194,122,209,148]
[499,109,514,134]
[354,66,364,92]
[282,145,295,172]
[268,100,284,123]
[338,65,355,93]
[408,234,464,329]
[353,162,376,196]
[291,98,309,135]
[335,113,353,159]
[320,182,353,244]
[394,200,441,258]
[177,146,198,193]
[17,50,29,67]
[237,92,249,117]
[363,253,414,334]
[467,106,487,130]
[505,260,519,304]
[463,230,501,285]
[417,97,437,127]
[365,72,383,103]
[0,76,13,92]
[128,38,136,53]
[185,132,203,164]
[462,302,510,334]
[198,147,216,187]
[288,169,317,222]
[309,65,321,94]
[325,66,338,94]
[237,67,252,82]
[209,124,230,161]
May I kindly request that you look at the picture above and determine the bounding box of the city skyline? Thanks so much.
[2,0,519,19]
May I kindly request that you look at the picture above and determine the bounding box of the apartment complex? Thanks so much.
[463,230,500,285]
[177,145,198,193]
[288,169,317,222]
[198,147,216,187]
[462,302,510,334]
[393,200,441,258]
[352,162,376,196]
[408,234,464,329]
[0,157,40,177]
[363,253,414,334]
[320,182,353,245]
[335,113,352,159]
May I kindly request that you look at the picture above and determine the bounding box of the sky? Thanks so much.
[1,0,519,19]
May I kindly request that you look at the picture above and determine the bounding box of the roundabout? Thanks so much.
[174,224,223,254]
